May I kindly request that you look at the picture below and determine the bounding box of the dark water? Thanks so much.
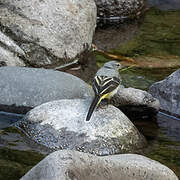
[0,111,23,129]
[148,0,180,10]
[158,112,180,141]
[120,67,179,90]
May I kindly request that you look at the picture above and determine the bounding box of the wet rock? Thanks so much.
[0,0,96,67]
[16,99,146,155]
[21,150,178,180]
[111,87,160,119]
[0,67,92,113]
[95,0,145,24]
[149,69,180,117]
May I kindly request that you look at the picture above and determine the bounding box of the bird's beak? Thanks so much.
[121,65,127,70]
[119,65,134,72]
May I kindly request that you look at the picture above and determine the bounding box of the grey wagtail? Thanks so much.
[86,61,123,121]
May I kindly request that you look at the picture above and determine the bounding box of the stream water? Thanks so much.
[0,1,180,180]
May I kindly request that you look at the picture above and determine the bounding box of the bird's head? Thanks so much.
[103,61,123,70]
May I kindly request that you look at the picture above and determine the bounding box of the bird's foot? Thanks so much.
[98,99,109,109]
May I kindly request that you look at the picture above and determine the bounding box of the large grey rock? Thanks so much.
[21,150,178,180]
[0,46,25,66]
[0,31,25,56]
[111,87,160,110]
[111,87,160,119]
[0,66,92,113]
[0,0,96,66]
[95,0,145,23]
[16,99,146,155]
[149,69,180,117]
[0,31,25,66]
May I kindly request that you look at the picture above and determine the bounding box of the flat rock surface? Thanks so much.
[0,67,92,113]
[149,69,180,117]
[16,99,146,155]
[21,150,178,180]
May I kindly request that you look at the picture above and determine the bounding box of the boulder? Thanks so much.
[0,31,26,66]
[111,87,159,109]
[0,46,25,66]
[111,87,160,119]
[21,150,178,180]
[0,0,96,66]
[16,99,146,155]
[149,69,180,117]
[95,0,145,24]
[0,67,92,113]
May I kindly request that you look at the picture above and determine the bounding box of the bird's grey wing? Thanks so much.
[93,76,120,95]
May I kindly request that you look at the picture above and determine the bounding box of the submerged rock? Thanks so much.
[149,69,180,117]
[0,67,92,113]
[21,150,178,180]
[16,99,146,155]
[0,0,96,66]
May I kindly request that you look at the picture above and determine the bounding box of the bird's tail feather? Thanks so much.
[86,95,100,121]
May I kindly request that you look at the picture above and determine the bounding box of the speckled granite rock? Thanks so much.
[149,69,180,117]
[21,150,178,180]
[0,31,25,66]
[95,0,145,23]
[0,0,96,66]
[0,67,92,113]
[111,87,159,109]
[15,99,146,155]
[111,87,160,119]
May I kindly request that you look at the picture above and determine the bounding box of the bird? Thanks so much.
[86,61,123,121]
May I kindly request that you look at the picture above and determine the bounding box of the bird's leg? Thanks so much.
[98,99,109,109]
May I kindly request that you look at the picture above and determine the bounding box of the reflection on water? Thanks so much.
[120,67,179,90]
[0,112,47,180]
[157,112,180,141]
[0,111,24,129]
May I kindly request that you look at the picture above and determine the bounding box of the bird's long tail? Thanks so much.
[86,95,101,121]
